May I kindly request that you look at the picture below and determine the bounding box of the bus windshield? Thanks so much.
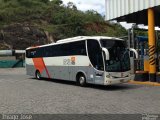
[100,39,130,72]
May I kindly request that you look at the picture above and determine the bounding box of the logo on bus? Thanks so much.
[71,57,75,65]
[63,57,76,65]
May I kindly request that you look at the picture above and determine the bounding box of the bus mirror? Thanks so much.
[129,48,138,59]
[102,48,110,60]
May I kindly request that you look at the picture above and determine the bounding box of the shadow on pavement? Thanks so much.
[31,77,141,91]
[88,84,141,91]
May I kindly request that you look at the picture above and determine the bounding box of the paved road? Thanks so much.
[0,68,160,114]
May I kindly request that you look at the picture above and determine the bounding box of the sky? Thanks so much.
[62,0,105,15]
[62,0,160,30]
[62,0,134,29]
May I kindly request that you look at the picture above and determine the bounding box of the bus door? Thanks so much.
[87,40,105,84]
[94,54,105,84]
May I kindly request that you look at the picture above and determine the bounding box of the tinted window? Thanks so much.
[26,47,44,58]
[87,40,104,71]
[26,41,86,58]
[100,39,130,72]
[68,41,86,55]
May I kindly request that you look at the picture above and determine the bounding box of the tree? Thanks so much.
[51,0,63,6]
[40,0,49,3]
[2,0,12,3]
[67,2,77,10]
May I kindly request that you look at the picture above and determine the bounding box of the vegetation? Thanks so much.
[0,0,127,49]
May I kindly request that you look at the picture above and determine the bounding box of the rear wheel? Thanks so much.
[35,70,41,80]
[77,74,86,87]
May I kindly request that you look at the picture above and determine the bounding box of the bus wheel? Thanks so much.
[35,70,41,80]
[77,74,86,87]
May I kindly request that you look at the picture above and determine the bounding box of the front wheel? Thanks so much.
[35,70,41,80]
[77,74,86,87]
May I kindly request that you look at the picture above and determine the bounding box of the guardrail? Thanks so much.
[0,50,25,56]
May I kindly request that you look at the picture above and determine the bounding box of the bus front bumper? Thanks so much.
[104,76,131,85]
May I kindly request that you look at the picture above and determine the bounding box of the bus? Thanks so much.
[26,36,138,86]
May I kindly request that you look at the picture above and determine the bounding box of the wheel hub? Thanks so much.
[79,77,85,84]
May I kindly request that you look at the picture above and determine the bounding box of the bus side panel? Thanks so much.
[46,66,97,84]
[26,58,49,78]
[69,66,95,84]
[94,69,105,85]
[47,66,95,82]
[43,56,91,81]
[86,67,105,85]
[87,67,95,84]
[26,58,35,77]
[70,66,104,85]
[47,66,70,80]
[26,64,48,78]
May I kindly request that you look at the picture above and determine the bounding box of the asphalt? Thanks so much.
[0,68,160,114]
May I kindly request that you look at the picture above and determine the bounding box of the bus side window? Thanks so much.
[87,40,104,71]
[44,47,51,57]
[28,50,36,58]
[67,41,86,56]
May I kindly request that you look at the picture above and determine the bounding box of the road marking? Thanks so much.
[129,80,160,86]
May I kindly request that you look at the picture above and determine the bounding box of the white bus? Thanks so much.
[26,36,138,86]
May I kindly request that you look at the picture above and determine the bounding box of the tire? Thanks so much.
[35,70,41,80]
[77,74,86,87]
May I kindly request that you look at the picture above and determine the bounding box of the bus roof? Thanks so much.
[26,36,123,50]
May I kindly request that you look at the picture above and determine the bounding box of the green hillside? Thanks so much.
[0,0,127,49]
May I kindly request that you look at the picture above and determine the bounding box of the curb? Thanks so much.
[129,80,160,86]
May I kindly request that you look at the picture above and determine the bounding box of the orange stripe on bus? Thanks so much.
[33,58,45,73]
[32,58,51,78]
